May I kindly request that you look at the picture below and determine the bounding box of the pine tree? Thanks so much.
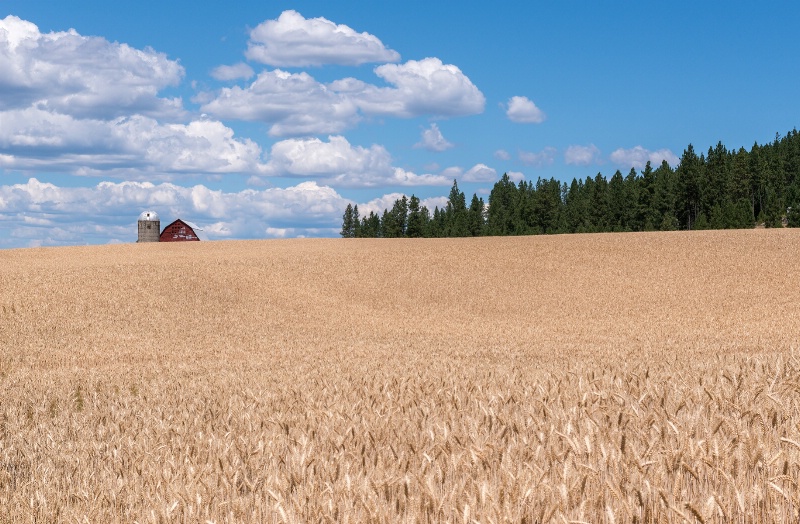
[445,180,469,236]
[652,161,677,230]
[704,142,730,222]
[429,207,445,237]
[590,173,609,231]
[391,196,409,237]
[563,178,586,233]
[380,209,394,237]
[638,161,656,230]
[467,194,486,236]
[487,174,518,235]
[675,144,703,229]
[360,211,381,237]
[340,204,355,238]
[351,205,360,237]
[406,195,425,238]
[607,170,626,231]
[532,178,563,234]
[623,168,640,231]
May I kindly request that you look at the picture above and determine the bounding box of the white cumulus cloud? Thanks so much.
[610,146,679,169]
[414,123,454,152]
[264,135,391,183]
[421,196,449,212]
[356,192,406,218]
[387,168,451,187]
[462,163,497,183]
[246,10,400,67]
[426,163,498,184]
[200,58,485,136]
[565,144,602,166]
[261,135,451,188]
[505,96,546,124]
[364,58,485,118]
[199,69,359,136]
[506,171,525,183]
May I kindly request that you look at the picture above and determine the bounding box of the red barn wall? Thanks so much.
[159,220,200,242]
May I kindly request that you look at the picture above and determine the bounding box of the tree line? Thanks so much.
[341,129,800,238]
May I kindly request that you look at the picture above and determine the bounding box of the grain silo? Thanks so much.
[137,211,161,242]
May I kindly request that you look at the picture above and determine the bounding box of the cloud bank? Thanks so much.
[0,110,268,177]
[0,15,184,120]
[0,178,352,247]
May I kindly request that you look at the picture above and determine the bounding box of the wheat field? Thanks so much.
[1,230,800,523]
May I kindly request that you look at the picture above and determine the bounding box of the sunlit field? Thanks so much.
[2,230,800,522]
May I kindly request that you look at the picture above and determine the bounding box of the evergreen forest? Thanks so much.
[341,130,800,238]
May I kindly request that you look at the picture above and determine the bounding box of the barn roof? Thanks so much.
[183,221,209,241]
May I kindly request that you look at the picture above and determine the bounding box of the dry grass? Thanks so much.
[1,230,800,522]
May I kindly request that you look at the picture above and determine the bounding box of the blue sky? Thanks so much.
[1,1,799,247]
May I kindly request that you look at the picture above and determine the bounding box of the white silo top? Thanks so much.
[138,211,160,221]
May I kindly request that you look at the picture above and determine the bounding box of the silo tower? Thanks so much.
[137,211,161,242]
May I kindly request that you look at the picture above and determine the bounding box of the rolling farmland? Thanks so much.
[1,230,800,522]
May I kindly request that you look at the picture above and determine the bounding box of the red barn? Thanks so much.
[159,219,208,242]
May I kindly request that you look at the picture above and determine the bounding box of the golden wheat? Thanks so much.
[1,230,800,522]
